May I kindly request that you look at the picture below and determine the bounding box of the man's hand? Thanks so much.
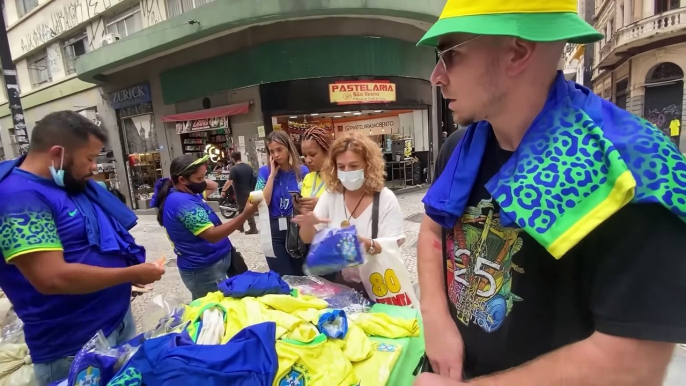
[414,373,467,386]
[424,309,465,379]
[129,263,165,285]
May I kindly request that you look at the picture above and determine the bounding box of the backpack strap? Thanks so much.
[372,191,380,239]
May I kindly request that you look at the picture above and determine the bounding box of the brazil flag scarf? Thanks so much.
[424,71,686,259]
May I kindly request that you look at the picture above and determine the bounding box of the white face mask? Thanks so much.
[338,169,365,191]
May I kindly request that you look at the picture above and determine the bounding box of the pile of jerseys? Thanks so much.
[107,271,422,386]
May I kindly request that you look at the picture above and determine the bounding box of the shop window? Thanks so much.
[106,5,143,38]
[121,111,162,209]
[62,32,88,75]
[655,0,680,14]
[165,0,214,18]
[27,51,52,88]
[16,0,38,17]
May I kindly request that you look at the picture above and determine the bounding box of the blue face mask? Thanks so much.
[49,146,66,187]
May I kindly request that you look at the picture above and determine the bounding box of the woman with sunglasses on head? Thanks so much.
[293,131,405,286]
[151,155,257,300]
[255,130,309,276]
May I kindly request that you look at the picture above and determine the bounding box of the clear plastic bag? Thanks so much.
[140,293,185,333]
[67,331,143,386]
[0,319,24,345]
[282,275,371,314]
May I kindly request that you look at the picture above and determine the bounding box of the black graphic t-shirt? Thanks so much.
[435,129,686,379]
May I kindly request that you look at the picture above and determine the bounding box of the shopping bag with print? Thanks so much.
[358,238,419,308]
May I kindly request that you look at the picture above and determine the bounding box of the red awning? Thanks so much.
[161,102,250,122]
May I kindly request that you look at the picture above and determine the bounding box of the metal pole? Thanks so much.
[0,1,29,155]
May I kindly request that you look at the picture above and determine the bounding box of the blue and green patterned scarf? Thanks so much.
[424,72,686,258]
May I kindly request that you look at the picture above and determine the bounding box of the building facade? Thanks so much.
[0,0,444,210]
[592,0,686,151]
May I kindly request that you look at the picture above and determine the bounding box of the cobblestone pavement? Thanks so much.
[128,188,684,384]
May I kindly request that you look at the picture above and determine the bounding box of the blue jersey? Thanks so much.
[255,165,309,217]
[162,190,231,270]
[0,169,131,364]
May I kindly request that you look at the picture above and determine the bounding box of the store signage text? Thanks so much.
[329,81,397,105]
[175,117,230,134]
[335,115,400,137]
[110,83,152,110]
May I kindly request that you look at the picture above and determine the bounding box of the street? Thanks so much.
[128,189,684,385]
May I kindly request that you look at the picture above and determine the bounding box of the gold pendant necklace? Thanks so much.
[342,191,365,229]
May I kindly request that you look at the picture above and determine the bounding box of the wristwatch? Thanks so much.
[367,239,376,255]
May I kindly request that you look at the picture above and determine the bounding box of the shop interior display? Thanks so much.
[181,129,233,156]
[127,152,162,209]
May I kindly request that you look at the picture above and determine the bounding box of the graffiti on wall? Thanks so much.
[19,0,117,54]
[647,104,682,148]
[142,0,163,26]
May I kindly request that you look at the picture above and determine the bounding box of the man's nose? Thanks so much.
[430,62,448,87]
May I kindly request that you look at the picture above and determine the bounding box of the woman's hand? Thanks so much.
[269,156,280,177]
[292,211,329,228]
[358,236,382,255]
[299,196,318,212]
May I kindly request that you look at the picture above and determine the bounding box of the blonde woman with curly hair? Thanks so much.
[293,131,405,284]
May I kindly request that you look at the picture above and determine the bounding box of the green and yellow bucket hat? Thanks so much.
[418,0,604,47]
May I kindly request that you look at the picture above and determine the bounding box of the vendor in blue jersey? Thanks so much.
[255,130,309,276]
[152,154,257,300]
[0,111,164,386]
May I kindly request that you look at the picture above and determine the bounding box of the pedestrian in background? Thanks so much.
[222,151,257,234]
[255,130,309,276]
[298,126,333,211]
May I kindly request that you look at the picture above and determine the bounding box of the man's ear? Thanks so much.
[505,38,537,76]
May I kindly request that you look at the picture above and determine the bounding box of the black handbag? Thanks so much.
[286,211,308,258]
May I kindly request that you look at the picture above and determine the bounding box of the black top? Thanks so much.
[229,163,254,204]
[434,129,686,379]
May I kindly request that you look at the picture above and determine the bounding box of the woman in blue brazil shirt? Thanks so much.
[152,155,257,299]
[256,130,309,276]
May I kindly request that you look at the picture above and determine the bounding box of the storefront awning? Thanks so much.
[161,102,250,122]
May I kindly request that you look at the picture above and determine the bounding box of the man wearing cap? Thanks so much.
[416,1,686,385]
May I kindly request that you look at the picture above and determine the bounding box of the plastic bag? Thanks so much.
[0,343,36,386]
[358,238,419,308]
[140,293,185,333]
[67,331,144,386]
[305,226,365,276]
[0,319,24,345]
[283,276,371,314]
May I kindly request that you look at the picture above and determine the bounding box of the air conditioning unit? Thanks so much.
[100,33,121,46]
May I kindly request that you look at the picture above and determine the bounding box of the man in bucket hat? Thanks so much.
[416,1,686,385]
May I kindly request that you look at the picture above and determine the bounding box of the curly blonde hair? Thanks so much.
[323,131,386,194]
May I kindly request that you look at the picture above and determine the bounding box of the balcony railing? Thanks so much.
[598,35,617,63]
[618,7,686,48]
[596,7,686,67]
